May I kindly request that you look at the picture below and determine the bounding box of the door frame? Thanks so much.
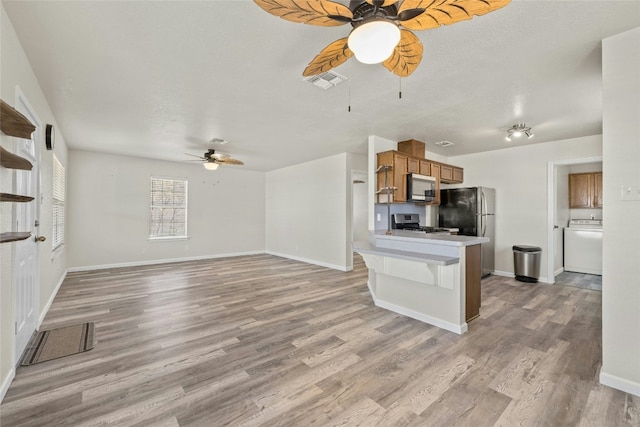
[350,170,368,270]
[546,156,602,283]
[12,87,41,364]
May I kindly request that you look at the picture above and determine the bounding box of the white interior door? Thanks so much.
[13,92,40,363]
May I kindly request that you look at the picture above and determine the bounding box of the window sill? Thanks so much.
[148,236,190,242]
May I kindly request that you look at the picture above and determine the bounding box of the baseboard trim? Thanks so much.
[67,251,265,273]
[265,251,349,272]
[493,270,552,284]
[39,269,68,327]
[600,371,640,397]
[0,368,15,403]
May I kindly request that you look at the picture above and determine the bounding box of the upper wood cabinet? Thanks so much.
[407,157,420,174]
[453,167,464,183]
[593,172,602,208]
[377,151,408,203]
[419,160,430,176]
[429,163,441,205]
[569,172,602,208]
[376,150,462,204]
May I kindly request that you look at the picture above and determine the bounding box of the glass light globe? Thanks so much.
[348,20,401,65]
[203,161,219,170]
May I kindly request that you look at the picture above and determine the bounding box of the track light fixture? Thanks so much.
[505,123,534,142]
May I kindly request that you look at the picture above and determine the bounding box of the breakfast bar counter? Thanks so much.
[353,231,488,334]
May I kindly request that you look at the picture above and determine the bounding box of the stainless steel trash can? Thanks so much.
[513,245,541,283]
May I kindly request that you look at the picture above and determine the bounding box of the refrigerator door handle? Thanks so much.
[480,191,487,236]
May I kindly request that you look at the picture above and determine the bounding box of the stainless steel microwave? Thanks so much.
[407,173,436,202]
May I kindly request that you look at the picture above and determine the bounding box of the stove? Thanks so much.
[391,213,451,234]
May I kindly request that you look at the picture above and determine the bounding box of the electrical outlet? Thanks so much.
[621,185,640,201]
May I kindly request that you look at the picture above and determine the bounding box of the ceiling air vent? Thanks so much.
[434,140,454,147]
[303,71,348,90]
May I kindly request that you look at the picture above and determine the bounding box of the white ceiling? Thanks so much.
[4,1,639,171]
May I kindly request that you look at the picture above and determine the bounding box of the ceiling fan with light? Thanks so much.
[185,149,244,170]
[254,0,510,77]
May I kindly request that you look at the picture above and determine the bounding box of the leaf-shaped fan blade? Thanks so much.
[398,0,511,31]
[219,158,244,165]
[382,30,423,77]
[184,153,206,160]
[253,0,353,26]
[365,0,400,7]
[303,37,354,77]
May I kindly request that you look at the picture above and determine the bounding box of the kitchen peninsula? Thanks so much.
[353,230,488,334]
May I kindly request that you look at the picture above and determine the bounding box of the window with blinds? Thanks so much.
[149,177,188,239]
[52,155,65,250]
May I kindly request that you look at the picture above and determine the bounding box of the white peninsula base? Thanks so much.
[354,231,487,334]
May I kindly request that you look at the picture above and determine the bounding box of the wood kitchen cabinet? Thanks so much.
[593,172,603,208]
[407,157,420,174]
[569,172,602,208]
[439,164,463,184]
[465,244,482,322]
[376,151,408,203]
[419,160,430,176]
[452,167,464,183]
[376,148,463,204]
[428,162,441,205]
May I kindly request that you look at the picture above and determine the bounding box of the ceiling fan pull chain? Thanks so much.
[399,76,402,99]
[348,77,352,112]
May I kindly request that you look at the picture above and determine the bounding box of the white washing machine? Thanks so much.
[564,219,603,275]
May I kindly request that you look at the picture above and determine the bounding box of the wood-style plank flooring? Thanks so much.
[2,254,639,426]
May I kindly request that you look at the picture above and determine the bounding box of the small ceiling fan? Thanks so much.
[185,149,244,170]
[254,0,510,77]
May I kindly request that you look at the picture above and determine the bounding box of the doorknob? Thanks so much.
[35,236,46,242]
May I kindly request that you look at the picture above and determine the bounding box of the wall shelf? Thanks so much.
[0,146,33,170]
[1,100,36,139]
[0,193,34,202]
[0,232,32,244]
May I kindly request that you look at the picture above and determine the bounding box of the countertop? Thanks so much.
[352,241,459,265]
[374,230,489,247]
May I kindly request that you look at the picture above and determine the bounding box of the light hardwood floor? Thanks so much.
[1,254,638,426]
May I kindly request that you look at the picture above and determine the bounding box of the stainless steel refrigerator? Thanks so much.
[438,187,496,277]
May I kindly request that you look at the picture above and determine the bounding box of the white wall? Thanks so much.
[449,135,602,282]
[265,152,352,270]
[67,150,265,269]
[1,4,69,400]
[601,27,640,396]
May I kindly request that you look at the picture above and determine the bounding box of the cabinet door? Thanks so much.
[453,167,464,183]
[407,157,420,174]
[593,172,603,208]
[393,153,408,202]
[569,173,592,208]
[376,151,394,203]
[419,160,430,176]
[430,163,441,205]
[440,164,453,182]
